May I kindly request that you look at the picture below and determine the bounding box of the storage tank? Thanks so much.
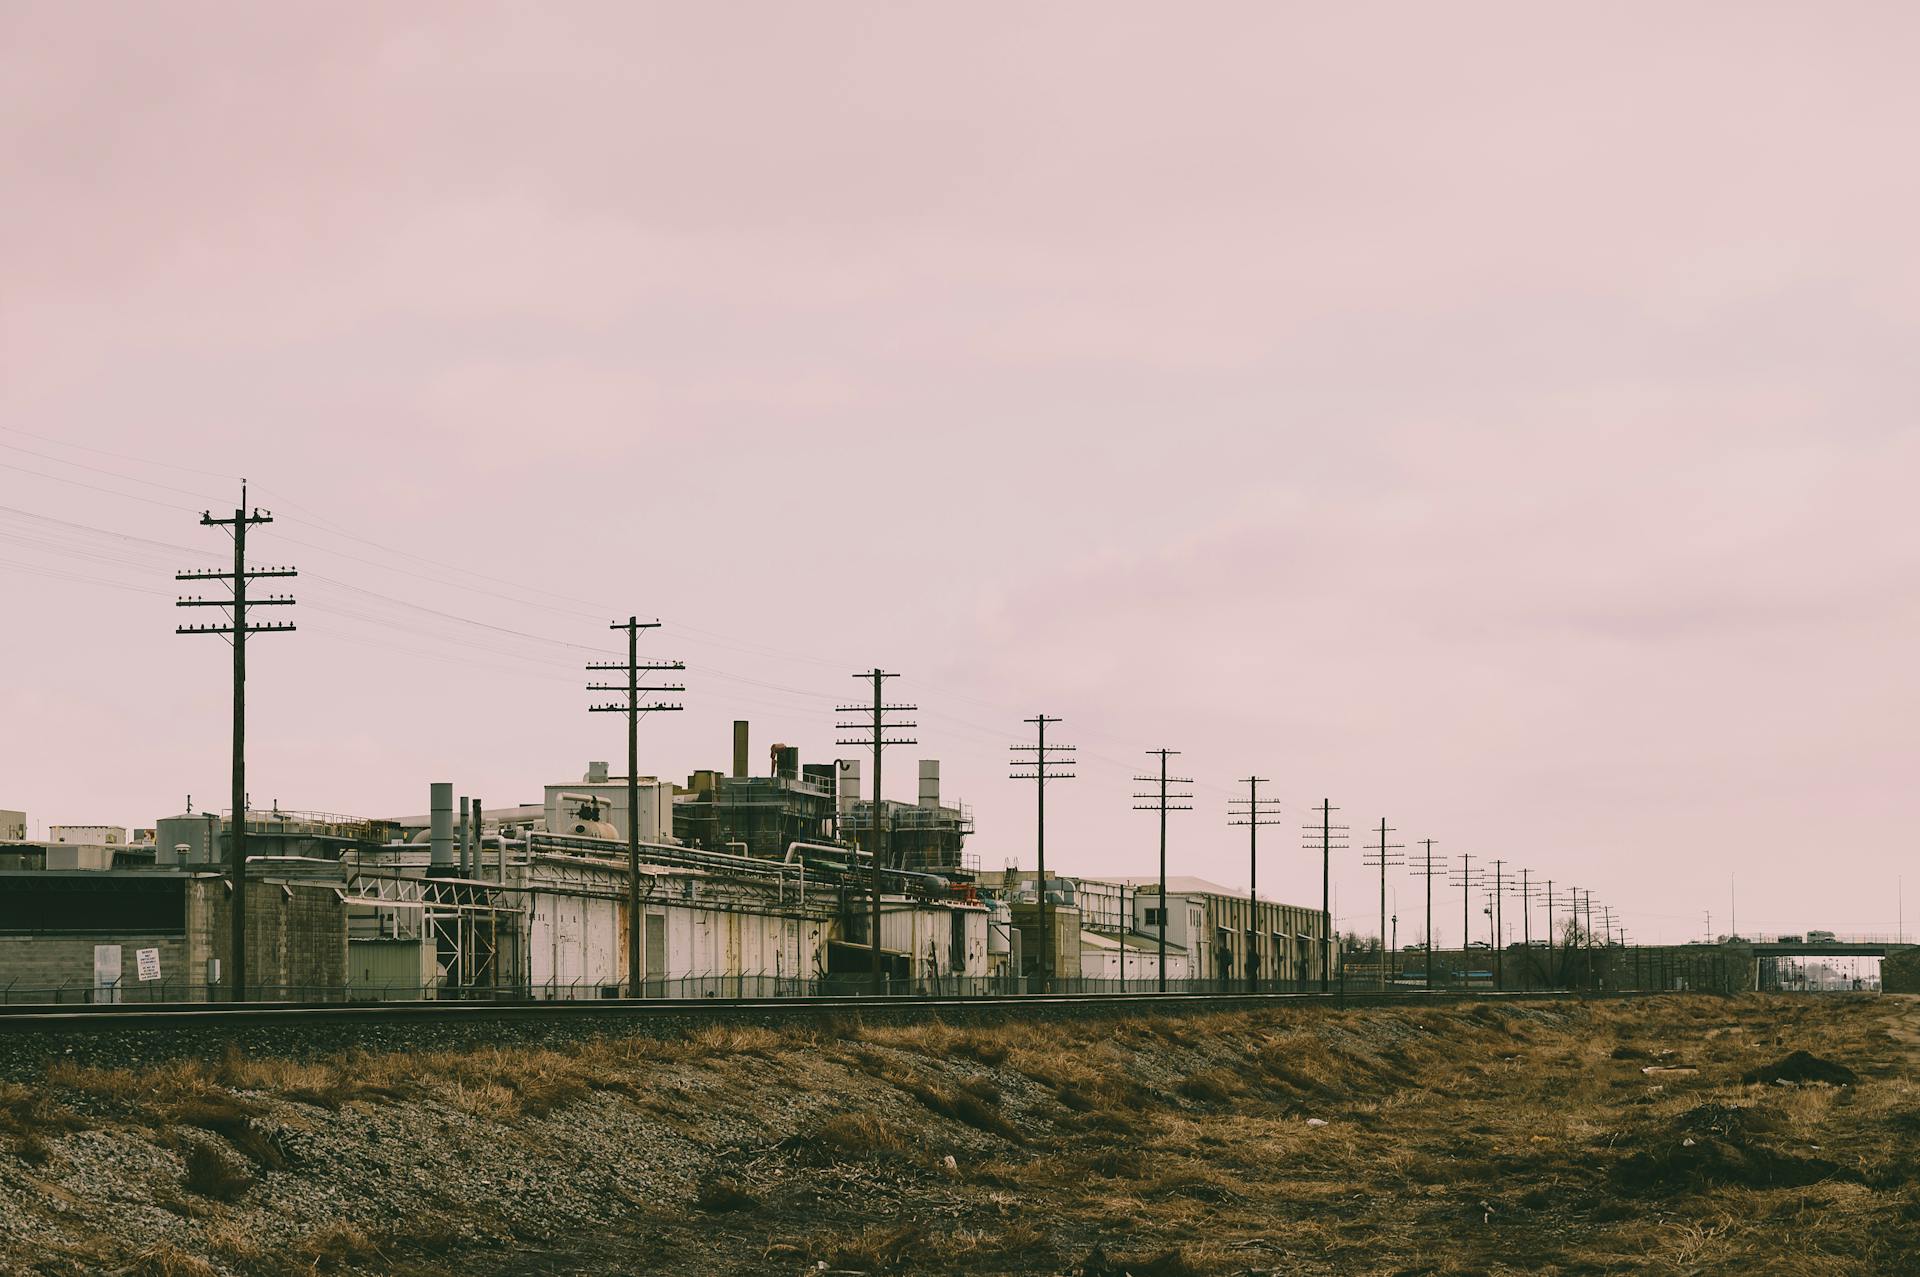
[154,813,218,865]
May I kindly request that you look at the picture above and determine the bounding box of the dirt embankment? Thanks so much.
[1,995,1915,1276]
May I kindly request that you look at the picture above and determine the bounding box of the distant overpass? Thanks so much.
[1748,940,1914,960]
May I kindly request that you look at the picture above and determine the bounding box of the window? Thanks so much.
[1144,907,1165,926]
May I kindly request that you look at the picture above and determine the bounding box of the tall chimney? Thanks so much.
[918,760,941,810]
[458,795,471,876]
[837,759,860,822]
[732,720,749,779]
[430,783,454,867]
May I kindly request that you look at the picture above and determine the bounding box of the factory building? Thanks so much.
[1118,876,1329,985]
[50,825,126,846]
[838,760,975,873]
[672,722,840,857]
[978,870,1320,986]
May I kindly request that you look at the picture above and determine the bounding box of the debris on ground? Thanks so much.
[1739,1051,1858,1087]
[1608,1101,1842,1195]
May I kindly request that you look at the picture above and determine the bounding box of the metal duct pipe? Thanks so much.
[429,782,454,867]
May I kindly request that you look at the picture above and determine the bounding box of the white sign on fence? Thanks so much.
[136,947,162,982]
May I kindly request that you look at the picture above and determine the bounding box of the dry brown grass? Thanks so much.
[124,1242,220,1277]
[11,994,1916,1275]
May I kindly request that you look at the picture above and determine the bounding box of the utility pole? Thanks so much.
[1449,853,1485,986]
[1362,820,1403,991]
[1302,800,1348,992]
[1010,715,1074,993]
[837,672,916,995]
[1544,879,1556,988]
[1513,868,1533,990]
[587,618,684,997]
[1228,777,1282,991]
[176,481,296,1002]
[1414,839,1446,990]
[1490,858,1507,989]
[1133,750,1192,993]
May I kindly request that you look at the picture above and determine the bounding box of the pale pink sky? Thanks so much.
[3,3,1917,944]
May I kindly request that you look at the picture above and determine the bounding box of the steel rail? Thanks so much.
[0,987,1605,1032]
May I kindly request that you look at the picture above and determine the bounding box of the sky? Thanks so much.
[3,3,1917,947]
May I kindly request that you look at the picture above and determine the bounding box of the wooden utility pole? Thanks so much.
[588,619,684,996]
[1303,800,1348,992]
[1490,858,1507,989]
[1010,715,1074,992]
[1133,751,1191,992]
[837,672,915,994]
[176,482,295,1002]
[1363,820,1403,990]
[1228,777,1281,991]
[1450,853,1485,985]
[1414,840,1446,990]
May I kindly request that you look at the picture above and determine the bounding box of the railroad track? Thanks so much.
[0,986,1594,1033]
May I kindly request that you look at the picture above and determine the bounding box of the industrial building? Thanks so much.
[977,870,1326,987]
[0,734,999,1001]
[838,759,975,873]
[0,722,1336,1001]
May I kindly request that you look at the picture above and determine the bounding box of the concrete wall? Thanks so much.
[1882,948,1920,994]
[203,879,349,996]
[0,933,192,1000]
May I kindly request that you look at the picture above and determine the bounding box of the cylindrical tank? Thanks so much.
[772,744,799,779]
[154,815,213,865]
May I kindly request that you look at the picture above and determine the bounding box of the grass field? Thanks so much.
[1,994,1913,1275]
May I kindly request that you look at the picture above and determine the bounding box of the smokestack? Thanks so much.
[458,795,471,876]
[473,798,486,882]
[732,721,749,779]
[837,759,860,822]
[430,783,454,867]
[918,760,940,810]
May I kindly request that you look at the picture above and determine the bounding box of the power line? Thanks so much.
[0,423,240,481]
